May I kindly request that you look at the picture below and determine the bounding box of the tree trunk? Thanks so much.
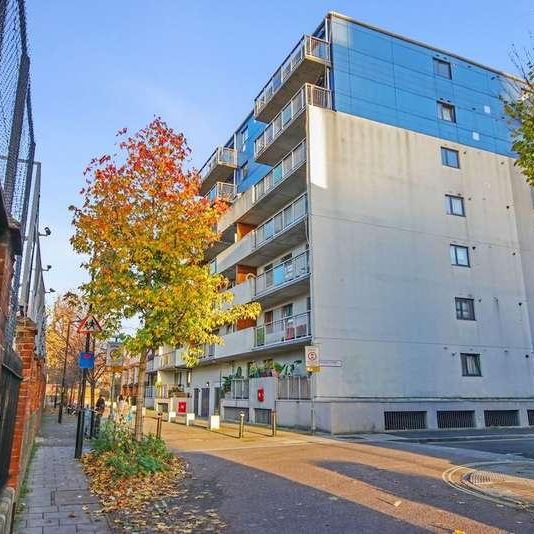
[134,349,148,441]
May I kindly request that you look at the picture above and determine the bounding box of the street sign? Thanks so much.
[106,341,123,369]
[79,351,95,369]
[321,359,343,368]
[305,345,320,372]
[77,314,102,334]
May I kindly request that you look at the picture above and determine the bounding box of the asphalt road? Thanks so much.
[147,418,534,533]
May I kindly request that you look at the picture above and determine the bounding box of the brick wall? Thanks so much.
[7,318,44,492]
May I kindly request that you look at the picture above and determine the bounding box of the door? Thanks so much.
[193,388,199,415]
[201,388,210,417]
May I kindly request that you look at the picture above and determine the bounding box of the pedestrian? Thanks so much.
[118,394,127,420]
[96,394,106,415]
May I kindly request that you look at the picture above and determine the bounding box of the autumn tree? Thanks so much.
[505,46,534,182]
[45,291,87,407]
[71,119,260,439]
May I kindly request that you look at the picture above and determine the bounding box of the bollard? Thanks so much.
[156,412,163,438]
[238,411,245,439]
[271,410,277,437]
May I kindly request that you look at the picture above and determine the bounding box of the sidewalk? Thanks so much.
[15,413,110,534]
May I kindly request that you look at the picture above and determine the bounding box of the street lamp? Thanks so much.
[58,318,82,424]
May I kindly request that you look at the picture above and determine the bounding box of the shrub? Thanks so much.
[92,420,173,478]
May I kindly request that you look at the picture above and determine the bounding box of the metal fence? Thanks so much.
[0,346,22,487]
[277,376,310,400]
[1,0,38,350]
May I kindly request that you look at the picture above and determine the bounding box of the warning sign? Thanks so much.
[305,346,320,373]
[77,314,102,334]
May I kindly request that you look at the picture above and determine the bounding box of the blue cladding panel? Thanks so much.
[331,17,514,157]
[235,115,271,194]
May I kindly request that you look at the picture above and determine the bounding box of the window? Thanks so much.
[450,244,470,267]
[455,298,475,320]
[441,147,460,168]
[438,101,456,123]
[282,304,293,318]
[445,195,465,216]
[241,127,249,152]
[434,58,452,79]
[461,353,481,376]
[241,162,249,181]
[264,310,274,325]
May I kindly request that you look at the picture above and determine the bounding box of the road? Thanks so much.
[144,417,534,533]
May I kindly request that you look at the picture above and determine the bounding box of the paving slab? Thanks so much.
[15,415,111,534]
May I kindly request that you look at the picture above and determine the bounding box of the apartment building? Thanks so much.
[146,12,534,433]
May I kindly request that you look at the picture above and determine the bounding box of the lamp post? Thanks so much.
[58,318,82,424]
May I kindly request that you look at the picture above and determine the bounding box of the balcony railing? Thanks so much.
[254,84,331,161]
[231,379,249,400]
[200,147,237,182]
[145,386,155,398]
[255,311,311,347]
[255,36,330,119]
[255,193,307,248]
[205,182,236,204]
[254,140,306,203]
[255,250,309,295]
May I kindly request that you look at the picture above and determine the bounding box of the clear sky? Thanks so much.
[27,0,533,298]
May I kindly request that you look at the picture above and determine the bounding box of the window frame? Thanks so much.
[461,353,482,376]
[241,127,249,152]
[445,194,465,217]
[450,244,470,267]
[455,297,475,321]
[433,58,452,79]
[438,101,456,123]
[441,147,460,168]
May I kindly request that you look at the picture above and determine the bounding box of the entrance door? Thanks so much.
[193,388,199,415]
[201,387,210,417]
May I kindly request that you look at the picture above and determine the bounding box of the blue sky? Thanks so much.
[27,0,533,297]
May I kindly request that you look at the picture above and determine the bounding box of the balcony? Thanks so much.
[200,147,237,194]
[205,182,236,204]
[255,84,331,165]
[255,35,331,123]
[199,328,256,362]
[159,350,187,369]
[255,312,311,348]
[254,250,310,308]
[215,194,308,276]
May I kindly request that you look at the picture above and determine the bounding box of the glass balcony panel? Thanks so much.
[254,312,311,347]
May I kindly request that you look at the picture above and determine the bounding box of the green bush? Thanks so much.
[93,420,173,478]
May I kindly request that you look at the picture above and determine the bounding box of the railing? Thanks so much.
[255,193,307,247]
[0,347,22,487]
[209,259,217,275]
[254,84,331,160]
[255,311,311,347]
[255,35,330,117]
[231,379,249,400]
[255,250,309,295]
[277,376,311,400]
[200,147,237,182]
[144,386,155,398]
[205,182,236,203]
[254,140,306,203]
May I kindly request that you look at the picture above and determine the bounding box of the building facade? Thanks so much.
[146,12,534,433]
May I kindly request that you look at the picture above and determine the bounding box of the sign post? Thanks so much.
[305,346,320,434]
[74,314,102,459]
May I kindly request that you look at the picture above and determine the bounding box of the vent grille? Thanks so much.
[223,407,249,422]
[484,410,519,427]
[255,408,272,425]
[384,411,426,431]
[437,410,475,429]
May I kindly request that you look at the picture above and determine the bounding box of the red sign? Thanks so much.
[178,401,187,414]
[77,314,102,334]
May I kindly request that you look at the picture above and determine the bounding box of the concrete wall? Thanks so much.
[307,106,534,405]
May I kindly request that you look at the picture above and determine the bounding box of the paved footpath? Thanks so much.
[15,414,110,534]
